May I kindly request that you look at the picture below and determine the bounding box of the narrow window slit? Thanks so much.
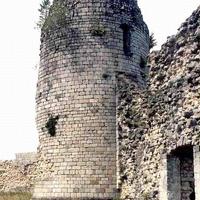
[120,24,132,57]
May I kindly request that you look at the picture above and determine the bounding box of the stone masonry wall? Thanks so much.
[180,156,194,200]
[1,4,200,200]
[0,155,37,193]
[33,0,149,199]
[117,5,200,200]
[15,152,37,165]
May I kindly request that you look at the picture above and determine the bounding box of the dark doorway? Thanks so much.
[168,145,195,200]
[190,191,195,200]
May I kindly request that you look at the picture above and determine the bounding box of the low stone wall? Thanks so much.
[0,153,37,193]
[15,152,37,165]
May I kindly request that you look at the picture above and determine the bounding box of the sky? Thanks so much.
[0,0,199,160]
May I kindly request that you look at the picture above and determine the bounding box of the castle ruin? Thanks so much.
[30,0,200,200]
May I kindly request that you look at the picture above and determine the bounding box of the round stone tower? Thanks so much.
[33,0,149,199]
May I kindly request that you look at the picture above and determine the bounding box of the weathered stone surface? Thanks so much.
[117,5,200,200]
[33,0,149,199]
[0,157,37,193]
[2,3,200,200]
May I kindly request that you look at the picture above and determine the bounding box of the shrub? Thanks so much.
[37,0,68,31]
[149,33,157,49]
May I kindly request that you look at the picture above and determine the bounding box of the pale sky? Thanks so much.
[0,0,199,160]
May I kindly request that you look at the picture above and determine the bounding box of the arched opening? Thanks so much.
[167,145,195,200]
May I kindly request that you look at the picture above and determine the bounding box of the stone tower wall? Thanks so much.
[33,0,149,199]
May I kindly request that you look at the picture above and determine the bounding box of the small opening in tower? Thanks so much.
[45,115,59,137]
[120,24,132,57]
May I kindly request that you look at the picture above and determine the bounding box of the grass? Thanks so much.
[0,192,32,200]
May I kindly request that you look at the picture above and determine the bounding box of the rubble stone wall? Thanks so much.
[117,5,200,200]
[0,159,36,193]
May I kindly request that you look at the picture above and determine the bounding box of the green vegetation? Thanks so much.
[37,0,68,31]
[0,192,32,200]
[90,19,106,36]
[113,198,121,200]
[140,56,147,69]
[90,25,106,36]
[149,33,157,49]
[142,192,150,200]
[37,0,51,29]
